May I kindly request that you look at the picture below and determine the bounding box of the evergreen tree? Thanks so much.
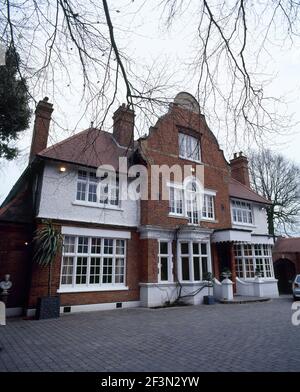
[0,46,31,160]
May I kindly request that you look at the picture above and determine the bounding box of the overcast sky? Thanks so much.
[1,1,300,203]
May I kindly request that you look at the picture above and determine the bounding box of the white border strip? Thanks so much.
[61,226,131,239]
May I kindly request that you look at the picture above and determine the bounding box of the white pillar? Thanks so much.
[253,277,264,297]
[0,301,6,326]
[221,278,234,301]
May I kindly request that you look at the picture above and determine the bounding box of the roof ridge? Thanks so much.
[230,177,271,204]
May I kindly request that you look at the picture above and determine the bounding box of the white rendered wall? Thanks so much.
[38,162,140,227]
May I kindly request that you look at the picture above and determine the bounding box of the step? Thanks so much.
[219,296,271,304]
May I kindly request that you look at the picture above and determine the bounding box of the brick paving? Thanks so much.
[0,296,299,372]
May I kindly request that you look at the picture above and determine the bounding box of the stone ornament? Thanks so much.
[0,274,12,295]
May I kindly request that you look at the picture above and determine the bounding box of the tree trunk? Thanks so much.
[267,206,275,238]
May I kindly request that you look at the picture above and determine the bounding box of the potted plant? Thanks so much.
[221,268,232,280]
[33,220,63,320]
[203,272,215,305]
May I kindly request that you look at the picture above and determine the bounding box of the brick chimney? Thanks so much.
[29,97,53,162]
[113,104,135,147]
[230,151,250,187]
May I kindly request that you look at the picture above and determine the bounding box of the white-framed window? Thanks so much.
[60,235,126,289]
[169,186,184,215]
[168,180,215,223]
[178,132,201,162]
[185,179,202,224]
[158,241,173,282]
[76,169,120,207]
[234,243,274,279]
[202,195,215,220]
[231,199,253,225]
[178,241,211,282]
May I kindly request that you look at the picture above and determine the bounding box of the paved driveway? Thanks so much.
[0,297,299,372]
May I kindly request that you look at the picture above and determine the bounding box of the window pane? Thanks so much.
[88,183,97,202]
[160,242,168,255]
[202,257,208,276]
[76,257,87,284]
[181,242,189,254]
[116,240,125,255]
[63,236,75,253]
[91,238,101,254]
[193,242,200,255]
[76,182,86,201]
[61,256,74,285]
[193,257,200,281]
[89,257,101,284]
[115,258,125,283]
[201,243,207,255]
[104,239,113,254]
[78,237,88,253]
[102,257,113,283]
[160,257,168,281]
[182,257,190,280]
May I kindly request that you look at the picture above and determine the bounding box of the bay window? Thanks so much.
[234,243,274,279]
[61,235,126,290]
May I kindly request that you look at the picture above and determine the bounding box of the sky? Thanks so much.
[1,0,300,204]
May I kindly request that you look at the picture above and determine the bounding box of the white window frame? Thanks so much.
[231,199,254,226]
[59,235,127,292]
[177,240,212,282]
[168,185,184,216]
[158,241,173,282]
[234,243,274,279]
[168,181,216,223]
[178,132,201,162]
[75,169,120,208]
[202,194,215,221]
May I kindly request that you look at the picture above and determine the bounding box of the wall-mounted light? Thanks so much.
[191,167,195,173]
[24,242,28,246]
[59,166,66,173]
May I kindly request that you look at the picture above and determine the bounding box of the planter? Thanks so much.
[36,296,60,320]
[203,295,215,305]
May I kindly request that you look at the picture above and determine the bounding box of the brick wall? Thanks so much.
[140,105,232,230]
[27,221,141,309]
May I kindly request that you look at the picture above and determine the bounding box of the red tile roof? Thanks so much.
[273,237,300,253]
[229,178,272,205]
[38,128,132,169]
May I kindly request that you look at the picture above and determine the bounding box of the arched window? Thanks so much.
[185,178,202,224]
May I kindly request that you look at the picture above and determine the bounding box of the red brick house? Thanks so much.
[0,92,278,317]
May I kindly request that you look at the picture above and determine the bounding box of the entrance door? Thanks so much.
[274,259,296,294]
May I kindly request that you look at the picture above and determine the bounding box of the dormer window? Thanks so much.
[178,132,201,162]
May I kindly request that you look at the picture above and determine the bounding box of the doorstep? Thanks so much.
[219,296,271,304]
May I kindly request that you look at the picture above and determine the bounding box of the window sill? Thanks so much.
[232,222,256,228]
[72,201,123,211]
[179,155,203,164]
[57,285,129,293]
[168,213,186,219]
[201,218,218,223]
